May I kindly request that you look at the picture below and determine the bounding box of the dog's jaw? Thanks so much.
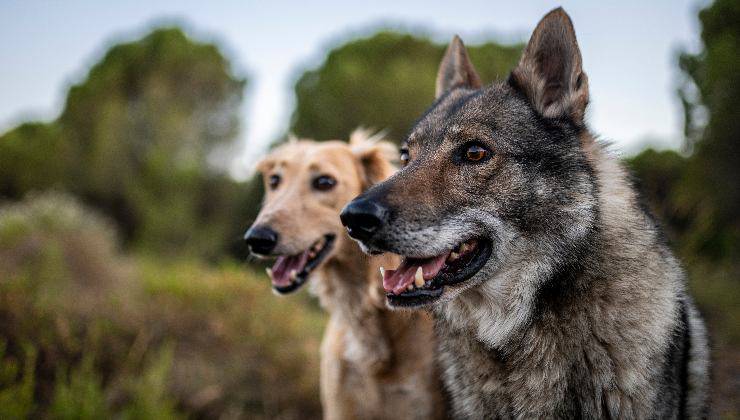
[268,234,337,294]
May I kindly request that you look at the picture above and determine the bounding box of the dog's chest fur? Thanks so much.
[433,305,671,419]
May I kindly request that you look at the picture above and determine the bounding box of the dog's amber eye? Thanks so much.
[268,174,281,190]
[465,145,489,163]
[400,149,410,166]
[313,175,337,191]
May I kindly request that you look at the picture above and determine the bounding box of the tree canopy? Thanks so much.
[675,0,739,261]
[0,28,249,257]
[290,31,522,143]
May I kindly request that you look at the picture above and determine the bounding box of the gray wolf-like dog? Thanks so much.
[340,8,709,419]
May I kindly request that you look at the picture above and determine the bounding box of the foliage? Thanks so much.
[0,122,68,198]
[0,28,250,258]
[0,193,325,418]
[0,341,36,419]
[676,0,739,262]
[290,31,522,143]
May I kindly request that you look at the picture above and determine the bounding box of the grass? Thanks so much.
[0,193,327,419]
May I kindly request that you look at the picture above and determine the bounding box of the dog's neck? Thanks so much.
[311,238,384,312]
[310,236,411,372]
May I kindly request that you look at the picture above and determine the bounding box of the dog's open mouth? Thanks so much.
[382,237,492,307]
[266,234,335,294]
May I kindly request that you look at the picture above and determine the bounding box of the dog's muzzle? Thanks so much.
[244,225,279,255]
[340,198,389,243]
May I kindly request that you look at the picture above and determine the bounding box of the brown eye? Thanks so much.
[400,148,410,166]
[313,175,337,191]
[268,174,281,189]
[464,144,489,163]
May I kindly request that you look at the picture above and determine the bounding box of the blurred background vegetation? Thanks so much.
[0,0,737,418]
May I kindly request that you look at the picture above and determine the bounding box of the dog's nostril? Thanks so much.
[340,199,388,241]
[244,225,279,255]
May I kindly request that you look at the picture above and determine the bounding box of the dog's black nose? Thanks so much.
[340,199,388,241]
[244,225,279,255]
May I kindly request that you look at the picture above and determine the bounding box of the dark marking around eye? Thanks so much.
[400,148,410,166]
[457,142,492,164]
[268,174,281,189]
[313,175,337,191]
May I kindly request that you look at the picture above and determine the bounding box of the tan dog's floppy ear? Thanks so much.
[251,135,298,176]
[252,155,273,177]
[436,35,482,99]
[349,128,397,189]
[509,7,589,124]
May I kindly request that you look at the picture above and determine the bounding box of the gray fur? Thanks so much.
[343,7,709,418]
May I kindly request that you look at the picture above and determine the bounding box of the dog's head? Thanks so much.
[245,130,395,294]
[341,8,598,309]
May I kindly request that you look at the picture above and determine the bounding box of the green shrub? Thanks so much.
[0,341,36,419]
[0,193,325,418]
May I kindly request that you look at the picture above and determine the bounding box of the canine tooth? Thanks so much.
[265,268,273,278]
[414,267,424,287]
[290,269,298,280]
[379,267,385,279]
[448,252,459,262]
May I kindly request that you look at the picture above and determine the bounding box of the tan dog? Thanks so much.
[244,130,445,420]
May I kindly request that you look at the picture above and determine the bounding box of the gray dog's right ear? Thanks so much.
[509,8,589,124]
[435,36,482,99]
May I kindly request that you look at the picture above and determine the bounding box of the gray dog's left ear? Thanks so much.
[510,7,589,123]
[435,36,482,99]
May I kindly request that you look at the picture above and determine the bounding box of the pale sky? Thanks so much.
[0,0,705,180]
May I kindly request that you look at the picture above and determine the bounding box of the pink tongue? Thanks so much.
[270,250,310,287]
[382,253,449,295]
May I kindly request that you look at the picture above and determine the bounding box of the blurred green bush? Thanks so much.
[0,193,325,418]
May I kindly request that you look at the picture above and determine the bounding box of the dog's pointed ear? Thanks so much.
[350,128,396,188]
[509,8,589,123]
[435,36,482,99]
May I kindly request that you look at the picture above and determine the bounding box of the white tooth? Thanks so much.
[379,267,385,279]
[407,284,414,291]
[448,252,459,262]
[290,269,298,280]
[265,268,273,278]
[414,267,424,287]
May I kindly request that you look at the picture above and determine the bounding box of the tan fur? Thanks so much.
[253,130,445,419]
